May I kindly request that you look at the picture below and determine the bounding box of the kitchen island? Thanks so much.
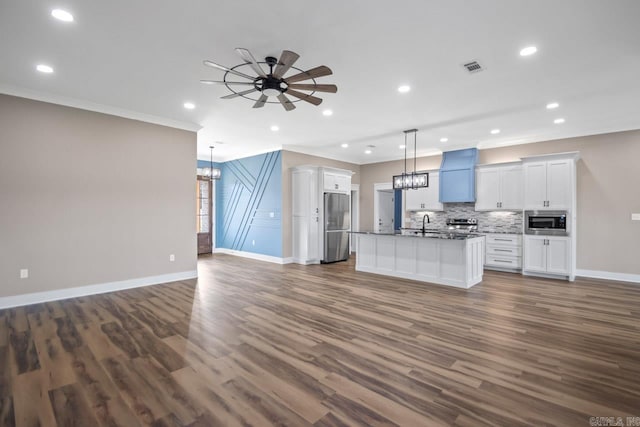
[352,231,485,288]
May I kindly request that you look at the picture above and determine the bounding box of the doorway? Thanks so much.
[196,177,213,254]
[374,183,394,233]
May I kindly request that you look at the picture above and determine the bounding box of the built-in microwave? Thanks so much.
[524,210,568,236]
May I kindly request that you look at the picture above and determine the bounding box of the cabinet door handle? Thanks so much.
[497,202,499,208]
[495,259,512,263]
[495,238,513,242]
[495,249,512,252]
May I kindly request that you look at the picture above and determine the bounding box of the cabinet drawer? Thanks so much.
[486,255,522,268]
[486,234,522,246]
[487,245,522,257]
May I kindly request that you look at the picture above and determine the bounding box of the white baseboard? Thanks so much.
[213,248,292,264]
[0,270,198,309]
[576,269,640,284]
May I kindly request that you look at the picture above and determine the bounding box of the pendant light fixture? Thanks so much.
[393,129,429,190]
[205,145,222,181]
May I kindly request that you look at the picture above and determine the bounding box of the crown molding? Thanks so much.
[0,84,201,132]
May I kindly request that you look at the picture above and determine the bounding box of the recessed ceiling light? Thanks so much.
[519,46,537,56]
[51,9,74,22]
[36,64,54,73]
[270,125,279,132]
[440,137,448,143]
[490,129,501,135]
[399,144,406,149]
[546,102,559,109]
[183,102,195,110]
[397,85,411,93]
[322,109,333,116]
[554,118,565,124]
[341,143,348,148]
[365,150,372,154]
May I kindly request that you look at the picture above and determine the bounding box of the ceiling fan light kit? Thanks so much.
[393,129,429,190]
[201,48,337,111]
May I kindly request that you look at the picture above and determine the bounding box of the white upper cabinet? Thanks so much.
[500,166,524,210]
[405,171,443,211]
[546,159,572,210]
[523,159,573,210]
[323,171,350,193]
[475,164,523,211]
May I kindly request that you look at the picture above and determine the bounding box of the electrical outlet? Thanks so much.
[632,213,640,221]
[269,212,275,218]
[169,254,175,262]
[20,269,29,279]
[252,240,256,246]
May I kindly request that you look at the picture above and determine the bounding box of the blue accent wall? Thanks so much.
[215,151,282,257]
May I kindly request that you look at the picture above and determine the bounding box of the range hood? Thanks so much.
[439,148,479,203]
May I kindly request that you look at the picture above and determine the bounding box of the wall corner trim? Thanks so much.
[576,269,640,284]
[213,248,292,264]
[0,270,198,309]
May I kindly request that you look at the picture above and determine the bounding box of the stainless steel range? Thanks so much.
[446,218,479,234]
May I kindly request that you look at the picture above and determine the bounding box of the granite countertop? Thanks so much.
[476,229,523,235]
[350,230,485,241]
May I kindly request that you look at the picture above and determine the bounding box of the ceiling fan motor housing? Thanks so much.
[256,76,286,96]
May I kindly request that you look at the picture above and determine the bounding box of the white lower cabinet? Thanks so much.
[484,234,522,270]
[523,236,570,275]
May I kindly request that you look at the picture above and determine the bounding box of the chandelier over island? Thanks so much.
[392,129,429,190]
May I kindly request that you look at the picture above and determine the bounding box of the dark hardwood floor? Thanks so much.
[1,254,639,426]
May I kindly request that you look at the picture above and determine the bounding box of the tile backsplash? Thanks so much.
[407,203,523,233]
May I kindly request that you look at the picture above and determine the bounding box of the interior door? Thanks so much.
[376,190,394,233]
[197,177,212,254]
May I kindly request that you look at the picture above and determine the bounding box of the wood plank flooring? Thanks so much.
[1,254,640,426]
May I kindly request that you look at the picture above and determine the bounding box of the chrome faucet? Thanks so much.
[421,214,430,233]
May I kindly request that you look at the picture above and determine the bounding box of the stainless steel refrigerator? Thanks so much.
[323,192,350,263]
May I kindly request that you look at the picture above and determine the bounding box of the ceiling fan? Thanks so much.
[201,48,337,111]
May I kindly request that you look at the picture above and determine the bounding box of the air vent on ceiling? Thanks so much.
[462,60,483,74]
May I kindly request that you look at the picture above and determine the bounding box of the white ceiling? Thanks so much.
[1,0,639,164]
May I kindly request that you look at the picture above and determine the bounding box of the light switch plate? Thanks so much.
[20,269,29,279]
[169,254,175,262]
[632,213,640,221]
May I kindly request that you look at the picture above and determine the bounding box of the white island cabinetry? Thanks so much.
[355,233,485,288]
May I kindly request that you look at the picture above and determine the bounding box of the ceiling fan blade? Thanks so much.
[284,66,333,84]
[273,50,300,79]
[277,93,296,111]
[203,60,255,80]
[235,48,266,78]
[200,80,254,85]
[253,94,268,108]
[287,83,337,93]
[285,89,323,106]
[221,88,258,99]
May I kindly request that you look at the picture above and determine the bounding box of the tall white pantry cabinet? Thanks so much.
[292,166,352,264]
[521,152,579,281]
